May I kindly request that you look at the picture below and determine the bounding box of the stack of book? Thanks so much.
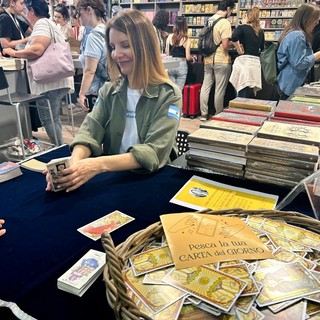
[244,123,320,187]
[291,85,320,107]
[227,97,278,112]
[270,100,320,126]
[186,128,254,177]
[0,161,22,183]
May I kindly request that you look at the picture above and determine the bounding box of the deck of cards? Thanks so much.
[46,156,71,192]
[57,249,106,297]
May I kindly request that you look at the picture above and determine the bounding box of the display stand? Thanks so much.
[276,169,320,220]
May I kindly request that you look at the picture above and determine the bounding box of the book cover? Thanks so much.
[228,97,277,112]
[275,100,320,122]
[269,116,320,127]
[187,128,255,150]
[224,107,273,118]
[247,137,319,161]
[200,120,258,135]
[246,152,318,171]
[257,121,320,146]
[169,175,278,211]
[293,86,320,98]
[291,95,320,106]
[0,161,23,183]
[211,112,268,126]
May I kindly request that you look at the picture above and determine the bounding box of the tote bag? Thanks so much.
[260,42,278,85]
[29,19,75,83]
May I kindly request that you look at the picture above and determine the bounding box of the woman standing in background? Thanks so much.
[0,0,32,53]
[54,3,74,39]
[76,0,107,111]
[277,3,320,100]
[165,16,192,91]
[3,0,74,146]
[152,9,169,53]
[230,7,264,98]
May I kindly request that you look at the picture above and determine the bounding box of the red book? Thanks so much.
[270,116,320,127]
[275,100,320,122]
[224,107,272,118]
[211,112,268,126]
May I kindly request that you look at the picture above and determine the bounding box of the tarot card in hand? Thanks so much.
[46,156,71,192]
[77,210,135,240]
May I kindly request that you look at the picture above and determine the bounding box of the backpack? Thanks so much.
[198,17,224,57]
[260,42,279,85]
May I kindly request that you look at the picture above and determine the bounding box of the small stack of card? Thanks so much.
[46,156,71,192]
[57,249,106,297]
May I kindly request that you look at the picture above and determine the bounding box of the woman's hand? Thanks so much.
[0,219,6,237]
[3,48,17,57]
[45,158,101,192]
[77,94,89,112]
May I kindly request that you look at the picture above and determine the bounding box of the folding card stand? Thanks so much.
[276,169,320,220]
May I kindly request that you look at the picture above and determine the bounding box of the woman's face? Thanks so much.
[79,7,90,26]
[109,28,134,79]
[11,0,25,15]
[54,11,66,26]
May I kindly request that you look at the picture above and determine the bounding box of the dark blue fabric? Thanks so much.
[0,145,313,320]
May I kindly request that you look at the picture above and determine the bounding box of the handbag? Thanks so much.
[29,19,75,83]
[260,42,278,85]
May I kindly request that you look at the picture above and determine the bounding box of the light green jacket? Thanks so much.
[70,78,182,173]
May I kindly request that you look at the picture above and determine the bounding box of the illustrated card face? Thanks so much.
[143,267,173,285]
[162,266,247,312]
[219,264,260,296]
[124,268,186,314]
[77,210,135,240]
[130,246,174,276]
[46,157,71,192]
[260,300,307,320]
[254,262,320,307]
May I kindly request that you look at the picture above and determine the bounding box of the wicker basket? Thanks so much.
[101,208,320,320]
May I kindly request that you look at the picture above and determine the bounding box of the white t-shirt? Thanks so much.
[119,88,141,154]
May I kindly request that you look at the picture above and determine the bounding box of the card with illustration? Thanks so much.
[124,268,186,314]
[219,264,260,296]
[130,246,174,276]
[162,266,247,312]
[260,218,320,250]
[235,295,257,314]
[235,306,264,320]
[77,210,135,240]
[260,300,307,320]
[254,262,320,307]
[143,267,174,285]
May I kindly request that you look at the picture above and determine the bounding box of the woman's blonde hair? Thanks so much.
[246,7,261,37]
[279,3,320,43]
[106,9,171,90]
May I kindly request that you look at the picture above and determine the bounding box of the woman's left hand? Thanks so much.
[51,158,101,192]
[3,48,16,57]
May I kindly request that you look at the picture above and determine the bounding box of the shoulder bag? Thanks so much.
[29,19,75,83]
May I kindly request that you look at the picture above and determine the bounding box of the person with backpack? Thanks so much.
[230,7,265,98]
[76,0,108,112]
[199,0,235,121]
[277,3,320,100]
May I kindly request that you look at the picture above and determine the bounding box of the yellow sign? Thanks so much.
[170,175,278,211]
[160,213,274,269]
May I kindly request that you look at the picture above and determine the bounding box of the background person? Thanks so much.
[76,0,107,112]
[199,0,235,121]
[3,0,74,146]
[230,7,264,98]
[165,15,192,91]
[277,3,320,100]
[152,9,169,53]
[53,3,74,40]
[0,0,32,54]
[45,9,182,193]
